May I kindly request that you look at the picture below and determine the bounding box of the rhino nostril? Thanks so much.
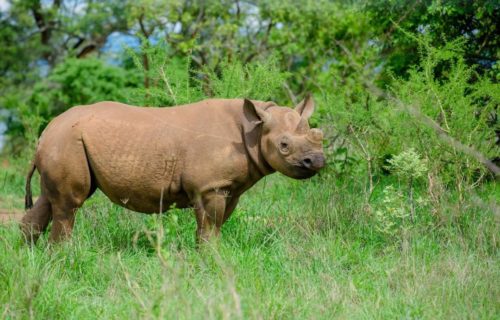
[302,157,312,168]
[300,155,325,170]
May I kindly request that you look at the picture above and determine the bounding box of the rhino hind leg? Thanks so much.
[21,195,52,243]
[39,139,94,242]
[48,177,94,242]
[49,202,78,242]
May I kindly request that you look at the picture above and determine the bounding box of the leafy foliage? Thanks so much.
[321,35,498,189]
[123,41,289,107]
[387,148,428,181]
[374,185,410,239]
[366,0,499,80]
[390,37,499,185]
[207,57,288,100]
[30,57,140,117]
[124,42,205,107]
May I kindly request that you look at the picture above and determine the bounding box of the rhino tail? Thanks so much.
[25,161,36,210]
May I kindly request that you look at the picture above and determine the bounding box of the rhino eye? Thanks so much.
[279,138,291,154]
[278,136,292,155]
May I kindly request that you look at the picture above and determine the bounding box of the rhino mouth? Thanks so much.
[292,165,318,179]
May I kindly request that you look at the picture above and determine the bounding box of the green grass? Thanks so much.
[0,164,498,319]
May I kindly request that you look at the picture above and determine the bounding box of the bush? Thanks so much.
[30,57,141,118]
[123,41,289,107]
[320,36,499,194]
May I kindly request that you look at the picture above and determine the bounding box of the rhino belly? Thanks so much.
[81,119,188,213]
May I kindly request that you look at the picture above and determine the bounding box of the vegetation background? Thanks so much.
[0,0,499,318]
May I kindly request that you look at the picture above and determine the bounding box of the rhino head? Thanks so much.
[243,95,325,179]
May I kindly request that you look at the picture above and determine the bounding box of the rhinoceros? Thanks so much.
[22,96,325,243]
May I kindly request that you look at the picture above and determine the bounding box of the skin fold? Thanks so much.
[21,96,325,243]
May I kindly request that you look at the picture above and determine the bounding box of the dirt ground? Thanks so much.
[0,195,34,224]
[0,210,24,224]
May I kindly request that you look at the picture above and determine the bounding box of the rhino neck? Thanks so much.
[240,100,278,178]
[242,125,275,178]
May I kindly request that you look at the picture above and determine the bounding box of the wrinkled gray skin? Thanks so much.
[21,96,325,243]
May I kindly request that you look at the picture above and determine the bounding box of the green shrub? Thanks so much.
[30,57,140,118]
[124,41,205,107]
[320,36,499,194]
[390,37,499,188]
[374,185,410,239]
[207,57,289,101]
[123,41,289,107]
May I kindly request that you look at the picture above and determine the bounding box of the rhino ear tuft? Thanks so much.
[295,93,315,120]
[243,99,272,124]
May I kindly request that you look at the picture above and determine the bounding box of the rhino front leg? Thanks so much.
[194,190,228,243]
[222,195,240,224]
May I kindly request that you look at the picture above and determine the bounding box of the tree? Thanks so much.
[365,0,500,80]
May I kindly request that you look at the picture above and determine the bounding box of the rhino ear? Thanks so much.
[243,99,272,125]
[295,93,315,120]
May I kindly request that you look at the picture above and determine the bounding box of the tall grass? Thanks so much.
[0,173,498,319]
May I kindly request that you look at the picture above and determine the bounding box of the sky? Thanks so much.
[0,0,7,150]
[0,0,10,12]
